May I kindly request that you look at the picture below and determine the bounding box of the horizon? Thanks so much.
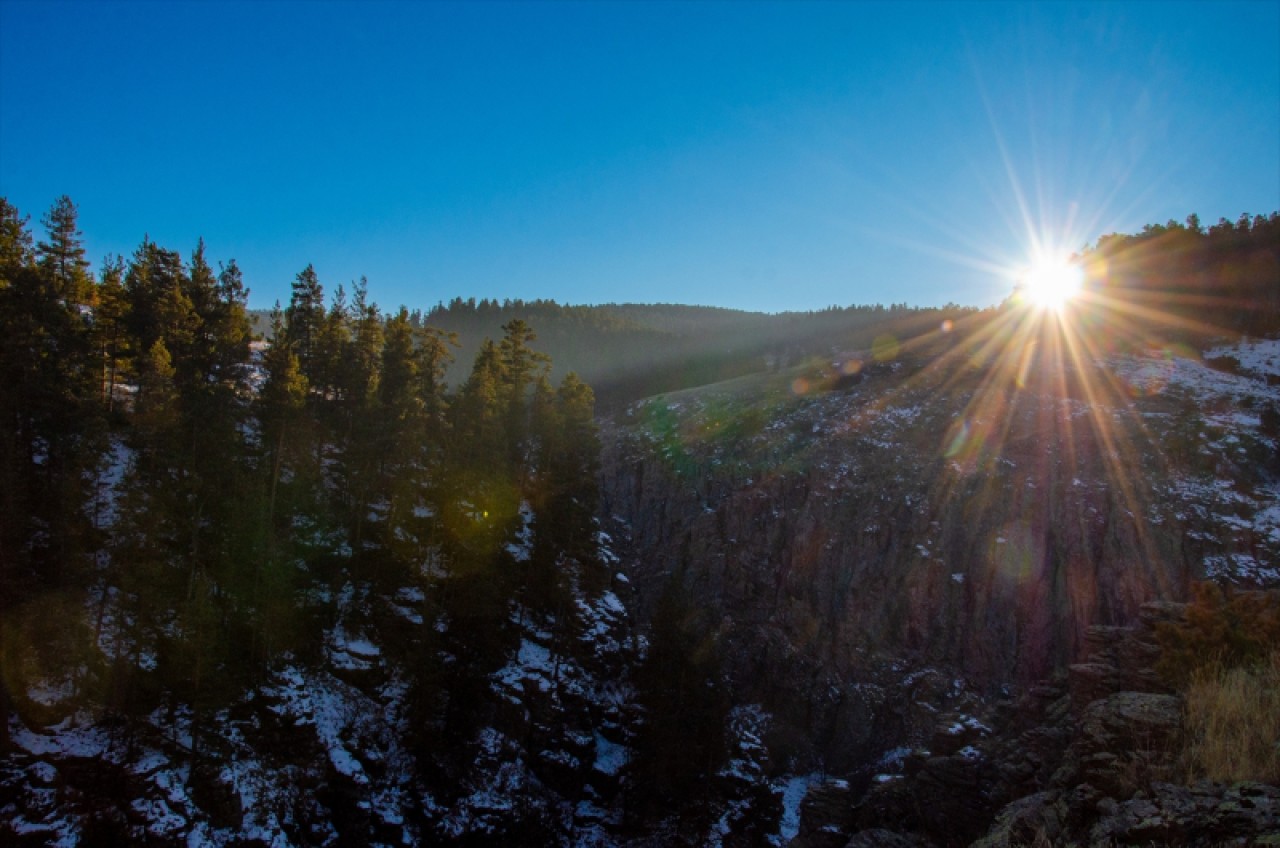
[2,0,1277,314]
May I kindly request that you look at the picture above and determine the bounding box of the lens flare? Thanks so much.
[1019,254,1083,310]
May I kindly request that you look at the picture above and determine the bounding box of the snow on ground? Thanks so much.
[493,638,556,698]
[576,589,629,661]
[265,665,371,785]
[771,773,823,845]
[1111,338,1280,587]
[437,727,529,838]
[8,815,78,847]
[720,704,769,782]
[1206,337,1280,378]
[506,500,534,561]
[10,713,115,760]
[592,730,627,776]
[92,438,133,529]
[328,625,382,671]
[1112,340,1280,411]
[597,528,621,565]
[1204,553,1280,585]
[943,714,992,737]
[878,745,913,771]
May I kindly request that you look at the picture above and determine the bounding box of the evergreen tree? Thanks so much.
[124,239,197,364]
[259,306,309,532]
[0,200,37,584]
[336,278,384,544]
[411,324,458,552]
[0,197,34,275]
[0,198,102,593]
[455,338,506,475]
[106,338,185,714]
[378,307,423,555]
[526,373,568,612]
[311,283,349,403]
[252,307,311,664]
[285,264,325,380]
[415,325,457,457]
[93,255,129,413]
[497,318,549,470]
[629,580,730,813]
[36,195,92,303]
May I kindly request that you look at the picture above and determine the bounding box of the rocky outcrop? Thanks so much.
[1069,692,1183,798]
[594,338,1280,843]
[598,354,1200,773]
[976,780,1280,847]
[790,779,861,848]
[798,600,1280,847]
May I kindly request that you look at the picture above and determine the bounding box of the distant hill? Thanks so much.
[255,299,981,410]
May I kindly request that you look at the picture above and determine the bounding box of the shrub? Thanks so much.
[1204,354,1242,375]
[1155,582,1280,686]
[1182,652,1280,783]
[1260,403,1280,439]
[1156,583,1280,782]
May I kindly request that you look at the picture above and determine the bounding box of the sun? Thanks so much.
[1019,254,1083,310]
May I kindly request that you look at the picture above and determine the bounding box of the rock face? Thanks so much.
[1072,691,1183,798]
[603,354,1175,769]
[975,779,1280,847]
[790,779,860,848]
[824,602,1280,847]
[600,337,1280,780]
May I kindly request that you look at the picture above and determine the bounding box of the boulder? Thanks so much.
[790,778,859,848]
[842,828,929,847]
[1074,692,1182,799]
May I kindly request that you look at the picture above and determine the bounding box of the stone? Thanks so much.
[790,779,858,848]
[842,828,927,848]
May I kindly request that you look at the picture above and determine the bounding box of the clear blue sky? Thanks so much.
[1,1,1277,313]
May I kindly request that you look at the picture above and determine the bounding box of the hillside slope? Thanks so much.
[600,317,1280,780]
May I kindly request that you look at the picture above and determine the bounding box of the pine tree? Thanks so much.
[497,318,549,470]
[104,337,185,714]
[285,264,325,380]
[93,255,129,413]
[551,372,601,562]
[526,374,569,613]
[0,197,34,277]
[411,324,458,553]
[378,307,422,555]
[0,201,37,585]
[415,325,457,457]
[0,198,102,593]
[306,283,346,404]
[259,306,309,532]
[455,338,507,475]
[134,339,180,449]
[528,371,601,567]
[125,239,197,364]
[630,579,730,811]
[336,278,384,544]
[36,195,92,304]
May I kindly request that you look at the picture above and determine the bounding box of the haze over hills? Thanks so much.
[1,197,1279,845]
[256,300,979,413]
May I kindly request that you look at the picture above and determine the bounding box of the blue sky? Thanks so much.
[1,1,1276,313]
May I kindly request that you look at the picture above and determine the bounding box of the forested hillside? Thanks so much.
[1082,212,1280,338]
[255,298,979,413]
[0,197,658,844]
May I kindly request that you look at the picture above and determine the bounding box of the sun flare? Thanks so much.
[1019,254,1083,310]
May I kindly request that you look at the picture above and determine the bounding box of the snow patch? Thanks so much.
[592,731,627,776]
[772,774,822,844]
[505,501,534,561]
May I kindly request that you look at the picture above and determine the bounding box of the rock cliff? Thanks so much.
[600,332,1280,817]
